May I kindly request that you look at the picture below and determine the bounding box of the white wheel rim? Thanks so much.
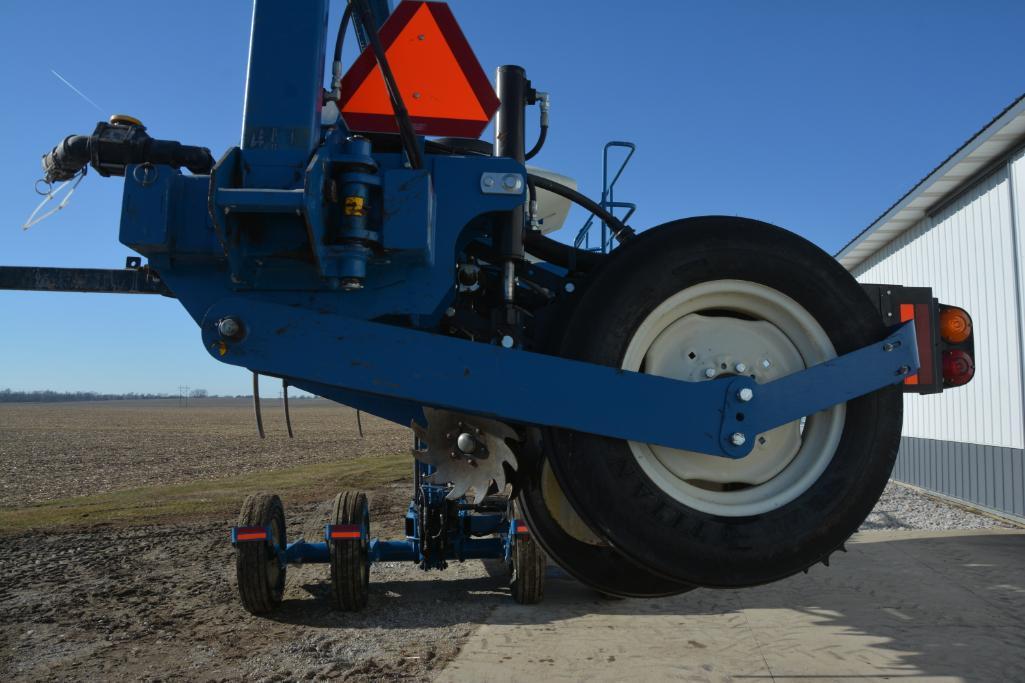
[623,279,845,517]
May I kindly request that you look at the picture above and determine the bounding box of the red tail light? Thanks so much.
[942,349,975,387]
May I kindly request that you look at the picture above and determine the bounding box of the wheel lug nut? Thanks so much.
[762,359,771,369]
[704,368,717,378]
[737,388,754,402]
[730,432,747,446]
[735,362,747,373]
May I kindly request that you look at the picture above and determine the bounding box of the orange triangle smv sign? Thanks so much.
[339,1,500,138]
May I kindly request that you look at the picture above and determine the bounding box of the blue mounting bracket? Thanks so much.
[203,296,918,459]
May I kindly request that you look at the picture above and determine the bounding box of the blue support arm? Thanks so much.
[201,297,918,459]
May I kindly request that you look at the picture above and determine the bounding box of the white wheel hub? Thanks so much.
[623,279,845,517]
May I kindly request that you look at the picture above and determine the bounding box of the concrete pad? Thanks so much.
[439,529,1025,682]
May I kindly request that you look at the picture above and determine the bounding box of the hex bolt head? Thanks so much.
[730,432,747,446]
[761,359,771,369]
[456,432,476,454]
[704,368,717,379]
[564,282,576,293]
[502,173,522,190]
[737,387,754,402]
[217,317,242,339]
[483,176,495,187]
[500,335,515,349]
[735,362,748,373]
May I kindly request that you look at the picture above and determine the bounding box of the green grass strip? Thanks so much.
[0,453,410,534]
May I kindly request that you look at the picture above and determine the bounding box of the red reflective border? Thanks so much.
[338,1,499,137]
[329,524,362,540]
[234,526,267,542]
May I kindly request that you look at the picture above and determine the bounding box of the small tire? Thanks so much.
[235,492,287,615]
[517,429,694,599]
[509,502,547,604]
[330,490,370,611]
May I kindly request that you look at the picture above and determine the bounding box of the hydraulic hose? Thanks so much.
[349,0,423,169]
[527,173,635,243]
[523,124,547,161]
[327,3,354,101]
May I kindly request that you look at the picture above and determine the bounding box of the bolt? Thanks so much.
[897,365,911,375]
[761,359,771,369]
[449,450,458,459]
[412,91,421,99]
[483,176,495,187]
[217,317,242,339]
[501,335,515,349]
[417,34,425,40]
[730,432,747,446]
[340,277,363,291]
[735,362,747,373]
[466,458,478,468]
[737,387,754,402]
[502,173,522,191]
[456,432,476,454]
[564,282,576,293]
[883,341,901,352]
[445,307,456,317]
[704,368,717,379]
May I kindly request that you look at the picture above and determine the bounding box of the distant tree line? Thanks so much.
[0,388,319,403]
[0,389,175,403]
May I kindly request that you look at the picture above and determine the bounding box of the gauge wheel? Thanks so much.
[547,216,903,588]
[235,492,287,614]
[509,501,547,604]
[330,490,371,611]
[516,429,694,598]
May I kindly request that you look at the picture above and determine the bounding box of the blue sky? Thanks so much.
[1,0,1023,395]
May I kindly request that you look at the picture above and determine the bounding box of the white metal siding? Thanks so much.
[853,167,1023,449]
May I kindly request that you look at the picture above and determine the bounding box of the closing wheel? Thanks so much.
[547,216,903,588]
[235,493,286,614]
[509,501,547,604]
[330,490,370,611]
[516,430,694,598]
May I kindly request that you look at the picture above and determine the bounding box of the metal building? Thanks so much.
[837,93,1025,524]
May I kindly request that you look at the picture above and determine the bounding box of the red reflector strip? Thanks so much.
[233,526,268,542]
[899,304,919,385]
[515,523,529,534]
[328,524,362,540]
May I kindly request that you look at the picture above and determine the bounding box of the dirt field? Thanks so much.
[0,398,409,506]
[1,399,1016,681]
[0,399,505,681]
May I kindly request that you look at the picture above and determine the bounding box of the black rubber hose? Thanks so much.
[42,135,91,182]
[523,230,603,272]
[524,124,547,161]
[527,173,635,242]
[349,0,423,169]
[333,3,353,64]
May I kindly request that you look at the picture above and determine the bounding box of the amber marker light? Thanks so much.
[939,307,972,344]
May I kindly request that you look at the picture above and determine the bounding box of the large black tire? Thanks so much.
[330,490,370,611]
[509,501,547,604]
[235,493,287,614]
[516,429,694,598]
[547,216,903,588]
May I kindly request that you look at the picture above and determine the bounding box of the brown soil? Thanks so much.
[0,400,512,681]
[0,398,409,505]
